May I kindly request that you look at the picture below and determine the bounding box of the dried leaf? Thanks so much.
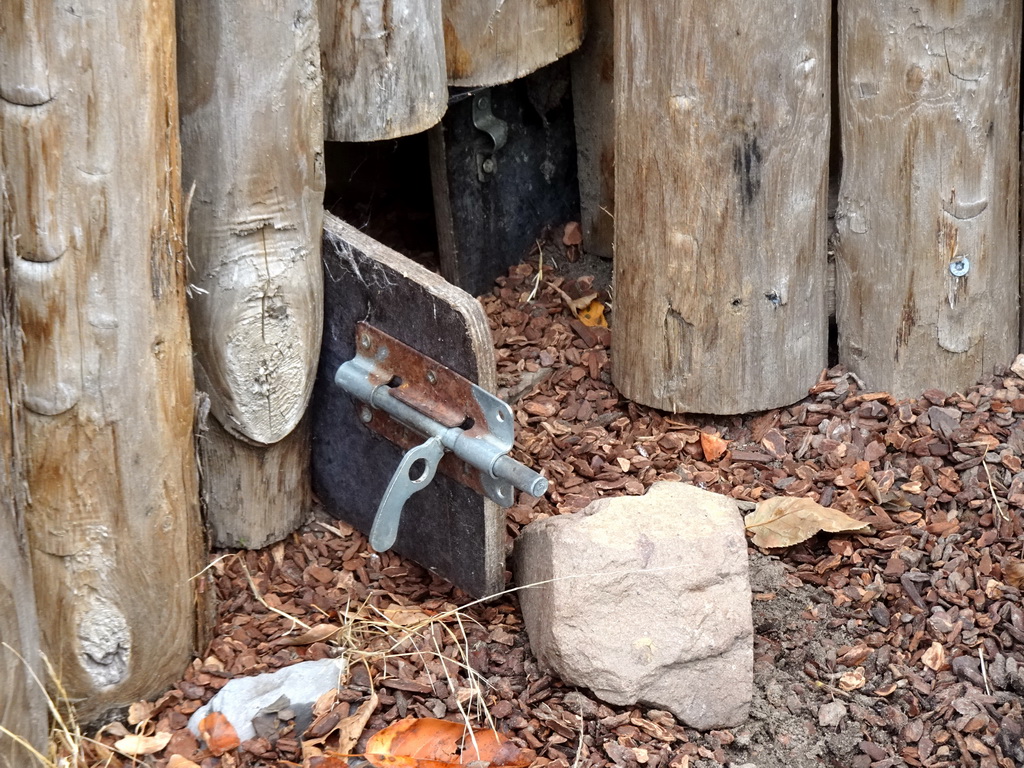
[307,755,352,768]
[382,606,434,627]
[167,756,202,768]
[838,668,866,692]
[562,221,583,246]
[577,301,608,328]
[279,623,343,646]
[313,688,340,717]
[127,701,154,726]
[113,731,172,757]
[363,717,532,768]
[337,693,379,755]
[922,642,946,671]
[198,711,240,756]
[745,497,870,549]
[567,291,598,315]
[1004,559,1024,589]
[700,431,728,462]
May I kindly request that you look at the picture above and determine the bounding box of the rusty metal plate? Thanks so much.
[355,322,491,498]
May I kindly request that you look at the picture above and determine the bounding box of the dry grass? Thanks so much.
[0,644,115,768]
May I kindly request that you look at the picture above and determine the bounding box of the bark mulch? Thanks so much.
[81,248,1024,768]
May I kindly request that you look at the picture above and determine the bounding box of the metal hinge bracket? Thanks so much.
[334,322,547,552]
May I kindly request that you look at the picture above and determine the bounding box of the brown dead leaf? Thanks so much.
[744,497,871,549]
[337,693,379,755]
[1004,559,1024,589]
[127,701,154,726]
[700,431,728,462]
[113,731,172,757]
[562,221,583,246]
[363,717,532,768]
[922,642,946,671]
[278,623,343,646]
[307,755,352,768]
[167,756,202,768]
[313,688,339,718]
[382,605,435,627]
[198,711,240,756]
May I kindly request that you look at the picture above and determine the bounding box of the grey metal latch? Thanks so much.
[472,89,508,180]
[334,323,547,552]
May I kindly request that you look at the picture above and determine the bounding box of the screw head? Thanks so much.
[482,157,496,174]
[360,406,373,423]
[359,333,372,350]
[949,257,970,278]
[426,370,437,385]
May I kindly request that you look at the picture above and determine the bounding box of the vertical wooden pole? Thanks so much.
[321,0,447,142]
[571,0,615,258]
[0,1,205,720]
[442,0,585,86]
[836,2,1020,397]
[612,1,830,414]
[177,0,325,548]
[0,175,47,768]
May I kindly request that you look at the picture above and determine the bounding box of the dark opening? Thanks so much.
[324,134,441,273]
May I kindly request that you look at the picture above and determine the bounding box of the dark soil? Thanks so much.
[83,236,1024,768]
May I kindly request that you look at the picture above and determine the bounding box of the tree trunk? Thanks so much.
[612,1,830,414]
[198,416,311,549]
[836,1,1020,397]
[571,0,614,258]
[321,0,447,142]
[177,0,325,548]
[0,173,48,768]
[442,0,585,87]
[0,1,205,721]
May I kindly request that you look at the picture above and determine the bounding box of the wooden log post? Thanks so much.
[442,0,585,87]
[612,1,831,414]
[571,0,614,258]
[0,0,205,720]
[321,0,447,142]
[0,174,48,768]
[836,2,1020,397]
[177,0,325,548]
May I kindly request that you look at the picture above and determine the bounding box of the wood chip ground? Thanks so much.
[77,245,1024,768]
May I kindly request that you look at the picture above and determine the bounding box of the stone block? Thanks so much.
[513,482,752,730]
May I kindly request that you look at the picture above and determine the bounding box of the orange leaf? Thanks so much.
[198,711,240,756]
[700,431,728,462]
[363,718,531,768]
[307,755,353,768]
[577,301,607,328]
[167,756,202,768]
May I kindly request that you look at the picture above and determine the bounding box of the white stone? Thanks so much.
[1011,353,1024,379]
[188,657,347,742]
[514,482,753,730]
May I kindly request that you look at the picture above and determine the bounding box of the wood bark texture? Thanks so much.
[321,0,447,142]
[836,2,1020,398]
[612,1,830,414]
[177,0,325,545]
[571,0,614,258]
[0,1,205,719]
[0,174,48,768]
[198,415,311,549]
[442,0,585,87]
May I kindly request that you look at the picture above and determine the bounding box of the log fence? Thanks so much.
[2,0,1023,758]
